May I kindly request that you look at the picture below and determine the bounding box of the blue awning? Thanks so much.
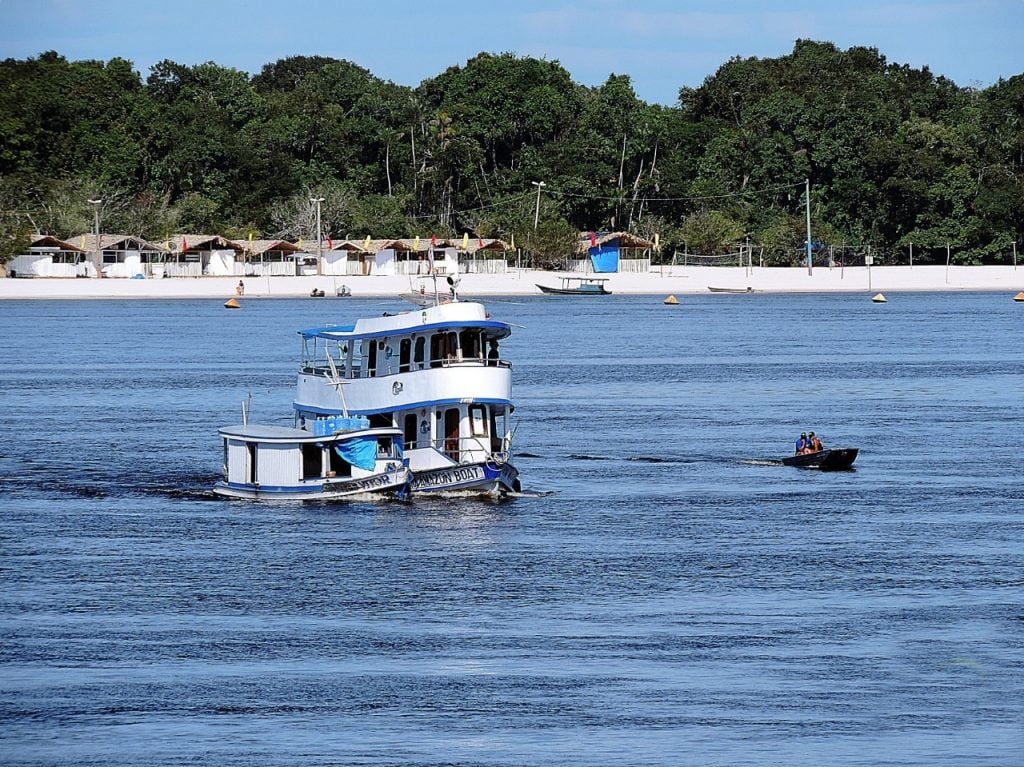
[334,436,378,471]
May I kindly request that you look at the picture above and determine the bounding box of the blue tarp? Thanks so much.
[589,244,619,273]
[334,436,378,471]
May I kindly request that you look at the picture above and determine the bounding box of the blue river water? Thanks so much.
[1,291,1022,766]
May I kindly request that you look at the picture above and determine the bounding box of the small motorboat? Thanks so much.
[708,286,754,293]
[536,277,611,295]
[782,447,859,471]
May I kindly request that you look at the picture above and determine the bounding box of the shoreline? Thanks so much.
[1,265,1021,300]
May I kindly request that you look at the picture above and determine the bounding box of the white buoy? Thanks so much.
[871,293,887,303]
[1014,291,1024,302]
[664,295,679,305]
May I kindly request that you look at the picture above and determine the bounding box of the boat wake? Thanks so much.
[739,458,785,466]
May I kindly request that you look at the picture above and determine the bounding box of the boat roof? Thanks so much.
[300,317,511,342]
[219,424,400,442]
[562,276,609,281]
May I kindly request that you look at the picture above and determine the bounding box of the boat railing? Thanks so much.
[426,433,509,462]
[302,356,510,379]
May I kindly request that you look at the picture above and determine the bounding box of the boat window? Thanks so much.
[491,407,508,452]
[366,339,377,377]
[301,443,322,479]
[403,413,418,449]
[443,408,460,460]
[399,338,411,373]
[469,404,487,436]
[429,333,446,368]
[246,443,257,484]
[414,337,425,369]
[460,329,482,361]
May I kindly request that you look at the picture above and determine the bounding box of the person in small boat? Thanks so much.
[795,432,807,454]
[807,432,823,452]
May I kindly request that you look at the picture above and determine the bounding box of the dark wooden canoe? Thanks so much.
[782,447,859,471]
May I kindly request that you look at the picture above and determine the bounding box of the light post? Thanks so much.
[804,178,812,275]
[87,198,102,277]
[531,181,546,231]
[310,196,324,276]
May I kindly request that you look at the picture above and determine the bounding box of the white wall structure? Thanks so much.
[206,250,237,276]
[371,248,396,275]
[322,250,349,275]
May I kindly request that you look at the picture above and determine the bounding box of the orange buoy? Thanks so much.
[224,298,241,309]
[664,295,679,305]
[1014,291,1024,302]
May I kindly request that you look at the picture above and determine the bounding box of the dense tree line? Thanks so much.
[1,41,1021,265]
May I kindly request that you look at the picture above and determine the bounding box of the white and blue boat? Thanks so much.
[293,297,520,496]
[214,417,411,501]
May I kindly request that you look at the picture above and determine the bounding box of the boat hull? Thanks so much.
[536,284,611,295]
[409,460,520,496]
[782,448,859,471]
[708,286,754,293]
[214,465,411,501]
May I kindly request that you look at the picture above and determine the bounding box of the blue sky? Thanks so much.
[2,0,1021,104]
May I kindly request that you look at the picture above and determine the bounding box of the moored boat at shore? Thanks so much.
[536,276,611,295]
[292,296,520,496]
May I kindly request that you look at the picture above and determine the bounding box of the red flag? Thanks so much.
[430,233,436,248]
[182,236,188,252]
[326,237,333,250]
[590,231,597,247]
[478,236,484,248]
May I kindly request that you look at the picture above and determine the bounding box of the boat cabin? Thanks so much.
[218,424,403,493]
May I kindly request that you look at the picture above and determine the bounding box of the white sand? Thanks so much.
[1,265,1022,300]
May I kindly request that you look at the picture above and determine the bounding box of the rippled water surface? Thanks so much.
[1,292,1022,766]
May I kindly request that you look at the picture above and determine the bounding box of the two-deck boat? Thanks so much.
[536,276,611,295]
[214,418,410,500]
[292,294,520,496]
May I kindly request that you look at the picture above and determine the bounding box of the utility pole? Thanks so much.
[87,198,102,278]
[804,178,812,275]
[531,181,546,231]
[310,197,324,276]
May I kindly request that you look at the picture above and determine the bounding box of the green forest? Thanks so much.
[1,40,1021,265]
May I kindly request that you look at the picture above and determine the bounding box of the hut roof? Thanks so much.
[169,234,242,253]
[70,233,168,252]
[28,234,86,253]
[336,238,403,253]
[232,239,301,255]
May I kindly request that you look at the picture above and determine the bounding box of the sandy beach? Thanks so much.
[1,265,1022,300]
